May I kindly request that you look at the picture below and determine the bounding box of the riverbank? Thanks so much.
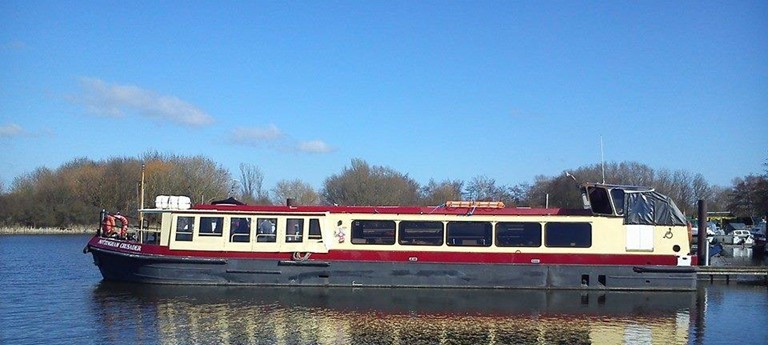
[0,226,96,235]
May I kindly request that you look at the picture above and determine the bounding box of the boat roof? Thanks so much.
[584,183,654,193]
[186,203,593,217]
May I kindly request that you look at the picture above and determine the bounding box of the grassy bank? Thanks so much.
[0,226,97,235]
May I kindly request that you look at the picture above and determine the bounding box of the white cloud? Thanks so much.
[231,125,284,146]
[1,40,26,51]
[230,125,334,154]
[297,140,334,153]
[72,77,214,127]
[0,123,24,138]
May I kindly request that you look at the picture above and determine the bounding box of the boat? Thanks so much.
[83,183,697,290]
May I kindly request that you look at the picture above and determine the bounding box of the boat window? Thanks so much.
[496,222,542,247]
[286,218,304,243]
[399,221,444,246]
[351,220,395,245]
[545,222,591,248]
[588,187,613,215]
[229,217,251,243]
[175,216,194,241]
[199,217,224,236]
[447,221,492,247]
[308,218,322,240]
[610,189,625,215]
[256,218,277,242]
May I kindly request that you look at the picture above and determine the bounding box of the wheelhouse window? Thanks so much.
[351,220,395,245]
[229,217,251,243]
[610,188,625,215]
[545,222,591,248]
[447,221,492,247]
[175,216,194,241]
[496,222,541,247]
[308,218,322,240]
[256,218,277,242]
[199,217,224,236]
[286,218,304,243]
[399,221,444,246]
[588,187,613,215]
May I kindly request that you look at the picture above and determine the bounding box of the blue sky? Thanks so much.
[1,1,766,192]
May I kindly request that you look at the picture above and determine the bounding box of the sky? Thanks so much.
[1,1,766,193]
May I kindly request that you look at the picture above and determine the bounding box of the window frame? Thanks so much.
[256,218,277,243]
[229,217,251,243]
[198,216,224,237]
[308,218,322,240]
[174,216,195,242]
[351,220,396,245]
[446,221,492,247]
[285,218,305,243]
[398,221,444,246]
[495,221,542,247]
[544,222,592,248]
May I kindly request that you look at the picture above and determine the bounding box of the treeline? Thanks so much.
[0,154,766,228]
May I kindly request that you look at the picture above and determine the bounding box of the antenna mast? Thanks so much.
[600,136,605,184]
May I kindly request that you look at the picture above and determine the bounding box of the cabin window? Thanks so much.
[199,217,224,236]
[308,218,322,240]
[611,189,625,215]
[229,217,251,243]
[351,220,395,245]
[496,222,542,247]
[447,221,492,247]
[399,221,444,246]
[256,218,277,242]
[175,216,194,241]
[545,222,592,248]
[588,187,613,215]
[286,218,304,242]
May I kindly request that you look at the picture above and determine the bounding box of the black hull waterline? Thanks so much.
[88,247,697,291]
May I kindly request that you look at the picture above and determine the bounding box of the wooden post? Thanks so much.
[697,200,708,266]
[140,164,145,230]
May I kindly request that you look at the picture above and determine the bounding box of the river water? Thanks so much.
[1,235,766,345]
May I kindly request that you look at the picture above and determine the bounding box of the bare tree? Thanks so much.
[707,185,730,212]
[420,179,463,206]
[271,179,320,205]
[238,163,270,204]
[728,175,768,217]
[464,176,513,202]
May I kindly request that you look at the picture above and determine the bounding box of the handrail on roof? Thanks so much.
[445,201,505,209]
[584,183,654,193]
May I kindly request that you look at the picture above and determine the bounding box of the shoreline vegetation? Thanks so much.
[0,226,96,235]
[1,157,765,233]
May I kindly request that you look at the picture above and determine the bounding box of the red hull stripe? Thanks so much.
[89,237,679,266]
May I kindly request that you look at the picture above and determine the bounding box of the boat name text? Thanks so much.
[98,239,142,252]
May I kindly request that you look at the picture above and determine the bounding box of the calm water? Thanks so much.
[1,235,767,345]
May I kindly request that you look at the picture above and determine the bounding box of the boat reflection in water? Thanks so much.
[91,283,695,345]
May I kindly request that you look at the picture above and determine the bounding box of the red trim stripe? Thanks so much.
[89,237,679,266]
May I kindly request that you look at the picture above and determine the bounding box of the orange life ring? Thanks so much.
[114,214,128,238]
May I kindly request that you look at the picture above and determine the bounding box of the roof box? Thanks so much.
[155,195,191,210]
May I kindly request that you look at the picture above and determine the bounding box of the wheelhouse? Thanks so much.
[583,183,687,226]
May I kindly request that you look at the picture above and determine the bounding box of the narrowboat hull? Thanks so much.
[87,239,696,291]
